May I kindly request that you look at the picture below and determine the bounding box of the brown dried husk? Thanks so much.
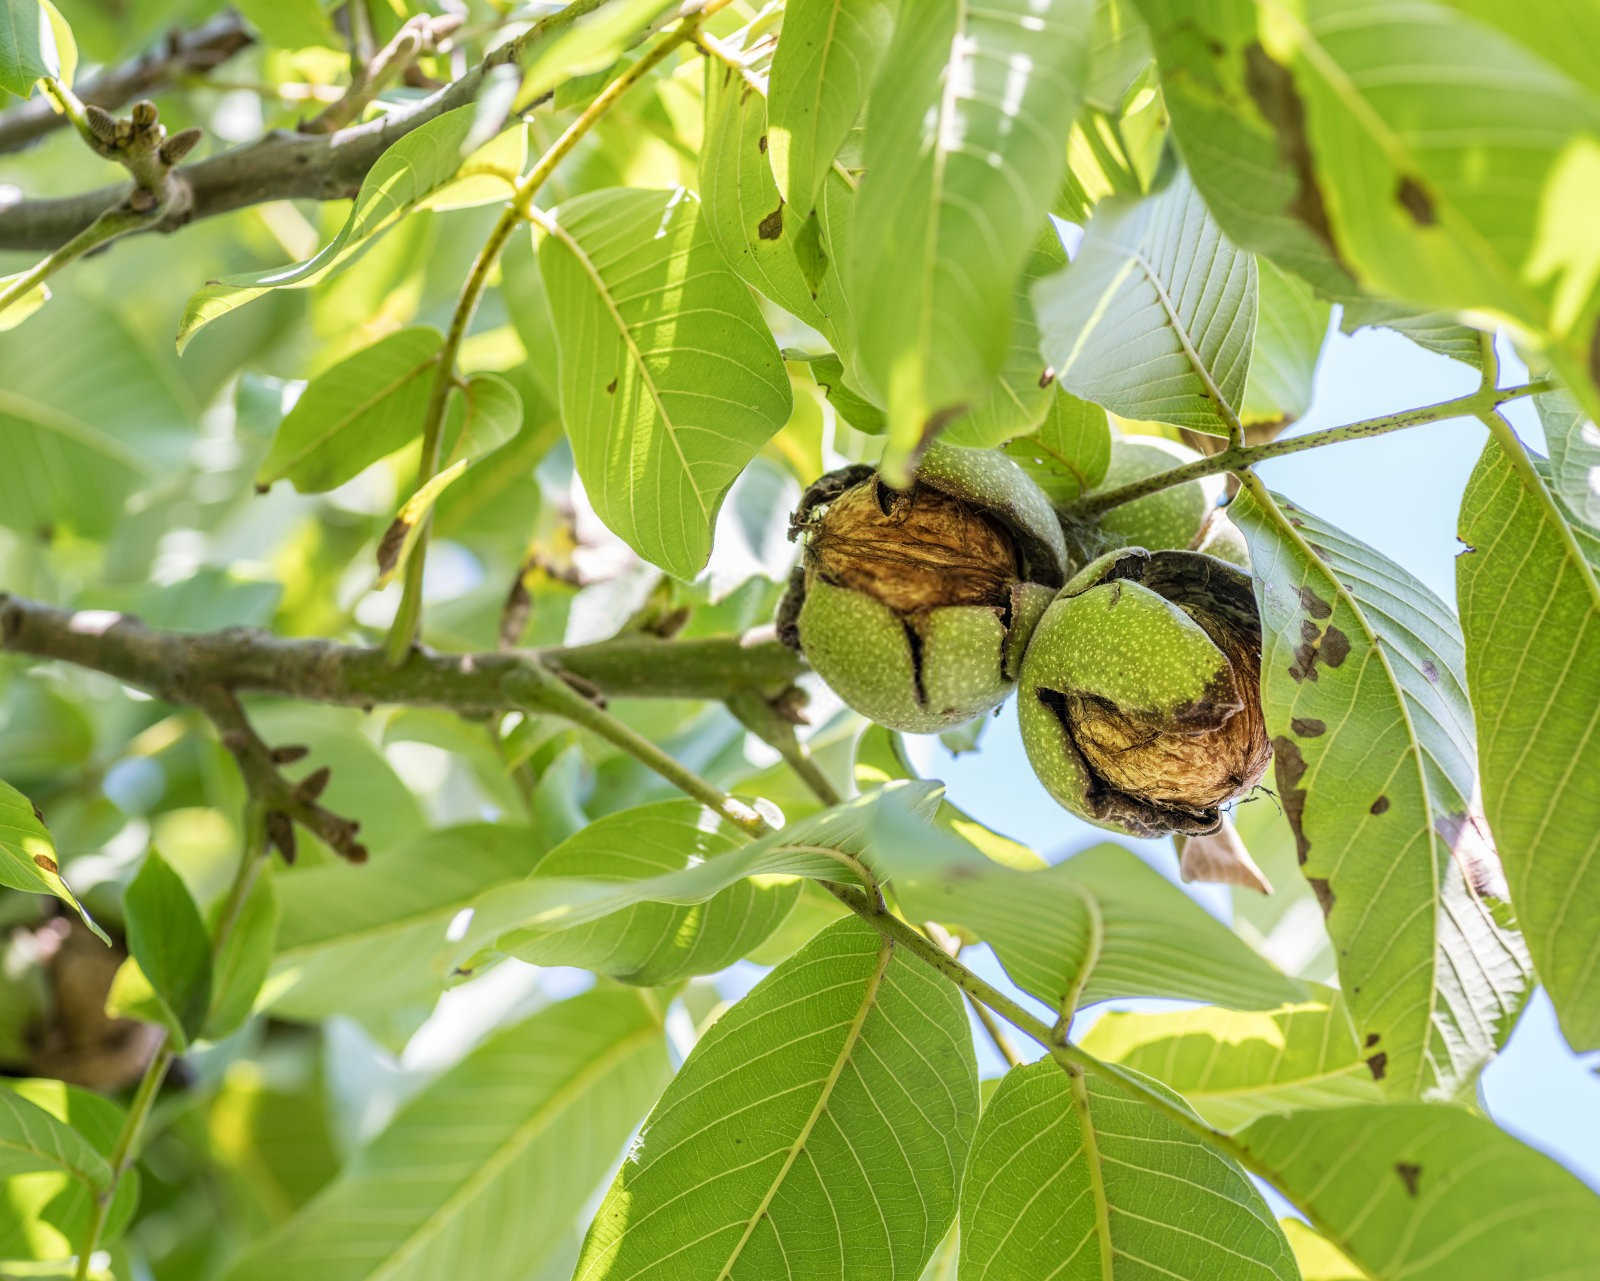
[804,480,1019,615]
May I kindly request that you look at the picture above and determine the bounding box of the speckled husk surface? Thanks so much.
[1019,547,1270,836]
[1093,437,1212,552]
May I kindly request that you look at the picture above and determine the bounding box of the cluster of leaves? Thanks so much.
[0,0,1598,1278]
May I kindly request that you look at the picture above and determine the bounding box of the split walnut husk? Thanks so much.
[1018,547,1270,836]
[779,444,1068,733]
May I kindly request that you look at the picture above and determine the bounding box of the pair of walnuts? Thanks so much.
[777,444,1270,839]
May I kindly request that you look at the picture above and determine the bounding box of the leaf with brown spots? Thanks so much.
[1234,484,1530,1099]
[698,34,854,346]
[0,778,108,942]
[1239,1105,1600,1281]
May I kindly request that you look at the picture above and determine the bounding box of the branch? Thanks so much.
[0,0,607,253]
[301,12,462,135]
[0,14,252,155]
[0,595,803,713]
[1058,377,1552,522]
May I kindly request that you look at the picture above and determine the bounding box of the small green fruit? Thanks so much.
[780,444,1067,733]
[1093,437,1220,551]
[1018,547,1270,836]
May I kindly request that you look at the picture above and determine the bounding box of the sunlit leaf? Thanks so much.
[852,0,1093,477]
[1079,991,1383,1130]
[766,0,894,213]
[1457,408,1600,1049]
[1242,256,1329,427]
[872,797,1304,1015]
[0,779,106,941]
[120,848,212,1044]
[1238,1103,1600,1280]
[1233,486,1532,1096]
[537,186,792,578]
[0,0,62,94]
[256,327,442,493]
[498,800,799,984]
[962,1060,1296,1279]
[178,108,524,349]
[573,917,978,1281]
[223,988,670,1281]
[1035,163,1257,436]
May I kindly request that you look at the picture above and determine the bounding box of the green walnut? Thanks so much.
[779,444,1068,733]
[1093,436,1220,551]
[1018,546,1270,836]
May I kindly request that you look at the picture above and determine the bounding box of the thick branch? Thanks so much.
[0,595,803,714]
[0,0,604,253]
[0,15,252,155]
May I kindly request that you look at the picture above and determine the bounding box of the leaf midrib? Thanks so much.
[710,934,893,1281]
[363,1020,661,1281]
[540,208,709,520]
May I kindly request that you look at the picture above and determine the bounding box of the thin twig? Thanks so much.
[0,0,610,253]
[0,203,160,314]
[195,688,367,863]
[726,689,844,807]
[383,0,735,663]
[303,13,462,135]
[503,662,768,836]
[1059,377,1552,521]
[0,15,251,154]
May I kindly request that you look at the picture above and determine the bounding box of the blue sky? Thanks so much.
[907,325,1600,1191]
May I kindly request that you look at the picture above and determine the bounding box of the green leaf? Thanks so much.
[941,234,1069,449]
[851,0,1093,477]
[178,108,524,349]
[794,349,885,433]
[0,0,61,95]
[121,848,212,1044]
[230,0,336,50]
[961,1060,1296,1280]
[1232,487,1532,1096]
[1338,298,1484,369]
[256,327,441,492]
[1085,0,1152,113]
[1456,415,1600,1049]
[515,0,678,111]
[1079,992,1383,1130]
[1538,386,1600,529]
[0,387,155,539]
[1242,256,1329,427]
[872,798,1305,1015]
[498,800,798,984]
[1035,163,1258,436]
[537,187,793,578]
[0,1089,109,1192]
[204,871,278,1040]
[1238,1104,1600,1280]
[222,987,670,1281]
[699,41,855,346]
[573,917,979,1281]
[766,0,894,214]
[1129,0,1354,298]
[1282,1220,1362,1281]
[1001,388,1113,504]
[0,779,106,941]
[0,273,47,330]
[266,823,540,1026]
[1134,1,1600,419]
[0,1081,136,1260]
[375,371,525,585]
[455,782,939,968]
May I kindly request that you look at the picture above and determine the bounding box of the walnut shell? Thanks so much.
[781,444,1067,733]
